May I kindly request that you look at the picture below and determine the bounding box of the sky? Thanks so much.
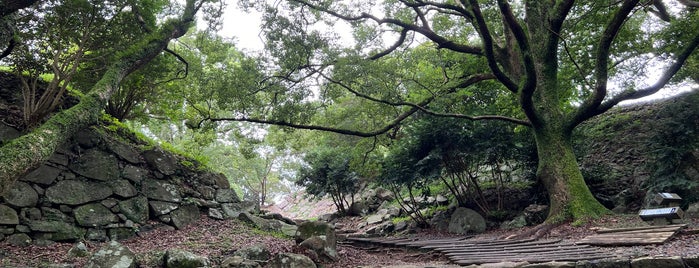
[216,3,264,52]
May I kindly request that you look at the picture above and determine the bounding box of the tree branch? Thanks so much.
[466,0,518,93]
[677,0,699,8]
[0,0,201,196]
[575,0,639,125]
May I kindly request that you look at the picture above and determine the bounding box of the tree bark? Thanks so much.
[0,0,200,196]
[533,126,609,223]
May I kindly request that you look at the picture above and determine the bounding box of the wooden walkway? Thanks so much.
[578,224,686,246]
[347,236,615,266]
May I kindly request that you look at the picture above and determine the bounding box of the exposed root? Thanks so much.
[503,222,560,240]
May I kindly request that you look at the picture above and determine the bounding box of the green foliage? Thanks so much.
[644,91,699,205]
[296,146,361,214]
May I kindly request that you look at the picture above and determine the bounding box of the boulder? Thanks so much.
[164,249,210,268]
[143,149,178,176]
[197,172,230,189]
[142,179,182,203]
[121,165,148,183]
[221,202,257,219]
[86,241,136,268]
[233,243,271,262]
[630,256,684,268]
[295,221,337,260]
[5,182,38,207]
[27,221,86,241]
[366,214,383,225]
[74,203,119,227]
[21,164,61,185]
[45,180,113,205]
[221,255,261,268]
[0,204,19,225]
[108,228,136,240]
[118,195,149,224]
[6,233,32,246]
[215,188,240,203]
[67,242,90,258]
[150,201,179,216]
[267,253,316,268]
[69,149,120,182]
[523,204,548,226]
[686,202,699,218]
[349,201,368,216]
[105,138,142,164]
[170,204,200,229]
[447,207,486,234]
[684,255,699,268]
[501,215,528,229]
[260,213,296,225]
[238,212,297,236]
[41,207,71,222]
[108,180,138,198]
[575,258,630,268]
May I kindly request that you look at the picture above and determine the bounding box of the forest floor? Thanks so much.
[1,214,698,267]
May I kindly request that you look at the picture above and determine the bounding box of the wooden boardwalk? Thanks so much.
[346,224,686,265]
[346,236,615,266]
[578,224,686,246]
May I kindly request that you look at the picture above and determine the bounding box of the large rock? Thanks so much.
[105,138,142,164]
[5,182,39,207]
[108,179,138,198]
[143,149,178,176]
[198,172,230,189]
[86,241,136,268]
[74,203,119,227]
[150,201,179,216]
[221,202,257,219]
[238,212,297,236]
[118,195,149,224]
[45,180,113,205]
[221,256,261,268]
[295,221,338,261]
[170,204,200,229]
[21,164,61,185]
[233,243,271,262]
[122,165,148,183]
[142,179,181,203]
[267,253,316,268]
[0,204,19,225]
[686,202,699,218]
[215,188,240,203]
[164,249,210,268]
[447,207,486,234]
[575,258,630,268]
[69,149,120,181]
[27,221,86,241]
[630,256,684,268]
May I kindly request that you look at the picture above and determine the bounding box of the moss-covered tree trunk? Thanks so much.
[0,0,200,196]
[533,126,609,223]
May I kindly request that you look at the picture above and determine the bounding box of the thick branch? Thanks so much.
[466,0,518,93]
[0,0,38,17]
[677,0,699,8]
[591,32,699,117]
[575,0,639,126]
[289,0,482,55]
[0,0,200,196]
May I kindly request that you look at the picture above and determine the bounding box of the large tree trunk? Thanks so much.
[0,0,199,196]
[534,126,609,223]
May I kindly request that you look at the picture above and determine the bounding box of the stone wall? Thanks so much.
[0,123,250,245]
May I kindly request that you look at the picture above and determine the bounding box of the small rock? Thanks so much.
[164,249,210,268]
[267,253,316,268]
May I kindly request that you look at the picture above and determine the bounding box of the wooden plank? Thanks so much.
[443,245,590,255]
[428,239,560,251]
[579,235,671,246]
[446,247,603,258]
[421,238,536,249]
[451,253,614,265]
[594,224,686,233]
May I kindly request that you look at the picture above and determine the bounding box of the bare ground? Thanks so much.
[0,214,698,267]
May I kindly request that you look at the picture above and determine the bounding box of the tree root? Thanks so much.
[502,222,561,240]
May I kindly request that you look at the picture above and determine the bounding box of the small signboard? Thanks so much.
[638,207,683,221]
[654,193,682,206]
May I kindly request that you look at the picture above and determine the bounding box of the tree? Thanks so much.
[0,0,208,195]
[296,146,361,215]
[217,0,699,227]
